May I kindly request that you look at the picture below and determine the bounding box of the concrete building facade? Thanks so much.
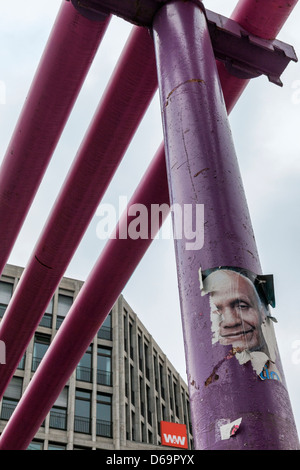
[0,264,193,450]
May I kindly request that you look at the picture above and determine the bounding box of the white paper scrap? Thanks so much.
[220,418,242,440]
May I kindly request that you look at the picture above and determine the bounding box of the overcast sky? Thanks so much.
[1,0,300,439]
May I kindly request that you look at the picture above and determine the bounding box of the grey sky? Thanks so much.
[1,0,300,438]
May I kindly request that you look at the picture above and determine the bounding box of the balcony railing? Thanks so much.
[49,410,67,430]
[0,401,16,420]
[96,419,112,438]
[74,416,91,434]
[76,366,92,383]
[97,326,112,341]
[39,314,52,329]
[97,369,112,386]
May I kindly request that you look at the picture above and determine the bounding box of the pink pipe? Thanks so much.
[0,25,157,400]
[232,0,298,39]
[0,0,297,449]
[217,0,298,112]
[0,1,111,276]
[0,143,169,450]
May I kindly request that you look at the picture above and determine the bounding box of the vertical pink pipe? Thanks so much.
[153,0,298,449]
[0,1,111,276]
[217,0,298,112]
[0,144,169,451]
[0,25,157,400]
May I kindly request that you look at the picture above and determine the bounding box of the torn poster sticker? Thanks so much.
[220,418,242,440]
[199,266,281,381]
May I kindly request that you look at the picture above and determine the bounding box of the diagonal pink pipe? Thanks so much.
[0,0,297,450]
[0,142,169,450]
[0,1,111,277]
[0,25,158,400]
[217,0,299,112]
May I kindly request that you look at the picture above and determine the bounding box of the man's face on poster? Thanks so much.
[204,270,266,353]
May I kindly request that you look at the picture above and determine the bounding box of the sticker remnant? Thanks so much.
[220,418,242,440]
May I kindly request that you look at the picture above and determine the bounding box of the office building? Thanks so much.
[0,264,193,450]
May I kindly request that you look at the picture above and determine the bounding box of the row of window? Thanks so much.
[124,331,188,421]
[123,310,192,442]
[1,377,113,438]
[18,334,112,386]
[27,441,98,450]
[0,281,112,341]
[1,279,192,448]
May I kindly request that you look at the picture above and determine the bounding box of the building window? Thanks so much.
[182,390,188,427]
[0,281,13,318]
[97,346,112,386]
[146,385,152,425]
[162,404,166,421]
[140,377,145,417]
[124,356,128,398]
[49,387,68,430]
[74,390,91,434]
[32,334,50,371]
[76,345,92,382]
[130,365,135,405]
[156,398,160,438]
[39,296,53,328]
[138,335,143,371]
[168,373,174,414]
[96,393,112,438]
[98,311,112,340]
[27,440,44,450]
[17,353,25,370]
[141,421,145,442]
[131,411,136,441]
[126,404,130,439]
[48,443,66,450]
[123,311,128,352]
[159,363,165,399]
[1,376,22,420]
[144,342,150,380]
[129,322,134,359]
[153,353,158,391]
[174,380,179,418]
[56,294,73,329]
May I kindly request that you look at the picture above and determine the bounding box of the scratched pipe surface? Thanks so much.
[0,1,111,277]
[0,0,298,450]
[153,1,299,450]
[0,25,157,401]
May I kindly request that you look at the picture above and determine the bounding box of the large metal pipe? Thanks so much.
[0,1,111,276]
[0,0,298,450]
[153,0,299,449]
[0,25,157,400]
[217,0,299,112]
[0,143,169,450]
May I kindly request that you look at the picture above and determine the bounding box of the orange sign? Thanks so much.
[160,421,188,449]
